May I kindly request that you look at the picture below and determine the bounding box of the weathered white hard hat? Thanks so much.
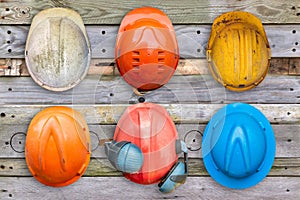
[25,8,91,91]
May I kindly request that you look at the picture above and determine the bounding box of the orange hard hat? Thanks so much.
[115,7,179,91]
[25,106,91,187]
[113,103,179,184]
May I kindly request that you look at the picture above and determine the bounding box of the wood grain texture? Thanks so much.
[0,25,299,58]
[0,0,300,24]
[0,177,299,200]
[0,104,299,126]
[0,158,300,177]
[289,58,300,75]
[0,75,299,104]
[0,1,299,198]
[1,58,300,77]
[0,124,299,158]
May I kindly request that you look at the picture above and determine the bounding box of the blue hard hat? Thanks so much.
[202,103,276,189]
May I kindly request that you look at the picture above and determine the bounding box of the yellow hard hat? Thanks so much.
[206,11,271,91]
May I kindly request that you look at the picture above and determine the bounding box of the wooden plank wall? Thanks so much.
[0,0,300,199]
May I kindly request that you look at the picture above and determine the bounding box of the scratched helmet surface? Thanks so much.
[115,7,179,91]
[202,103,276,189]
[25,8,91,91]
[206,11,271,91]
[25,106,91,187]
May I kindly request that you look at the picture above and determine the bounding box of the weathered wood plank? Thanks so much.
[0,177,299,199]
[0,75,299,104]
[269,58,300,75]
[1,158,300,177]
[0,104,299,126]
[0,0,299,24]
[289,58,300,75]
[1,58,300,77]
[0,58,209,76]
[0,25,299,58]
[0,123,299,158]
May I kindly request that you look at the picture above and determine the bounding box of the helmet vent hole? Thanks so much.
[132,58,140,63]
[158,65,164,73]
[158,58,164,62]
[292,30,296,34]
[286,189,290,192]
[132,66,139,71]
[292,48,296,52]
[132,51,140,56]
[244,77,247,80]
[287,139,292,142]
[238,84,245,88]
[158,51,165,63]
[197,30,201,34]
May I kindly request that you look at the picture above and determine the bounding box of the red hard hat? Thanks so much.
[25,106,91,187]
[115,7,179,91]
[114,103,178,184]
